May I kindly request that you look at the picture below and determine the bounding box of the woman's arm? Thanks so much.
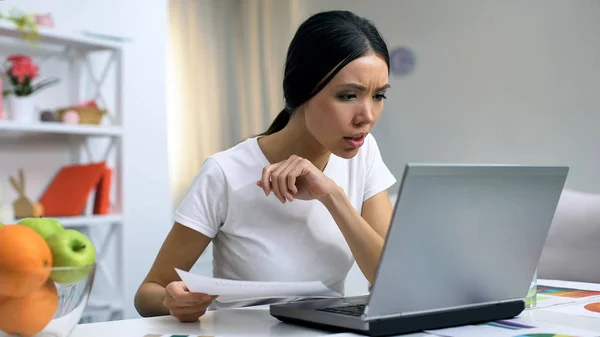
[319,188,393,284]
[256,154,394,284]
[134,222,212,317]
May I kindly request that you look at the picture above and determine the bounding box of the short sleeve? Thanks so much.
[173,157,228,238]
[363,134,397,202]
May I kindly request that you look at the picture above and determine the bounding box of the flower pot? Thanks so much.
[8,95,38,123]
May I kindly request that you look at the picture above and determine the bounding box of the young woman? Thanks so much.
[134,10,396,322]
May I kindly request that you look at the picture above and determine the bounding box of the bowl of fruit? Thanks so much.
[0,218,96,337]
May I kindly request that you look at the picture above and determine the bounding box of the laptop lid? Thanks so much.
[364,164,569,321]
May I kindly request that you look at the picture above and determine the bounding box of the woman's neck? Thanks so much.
[257,114,331,171]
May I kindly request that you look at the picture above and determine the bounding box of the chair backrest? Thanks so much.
[538,189,600,283]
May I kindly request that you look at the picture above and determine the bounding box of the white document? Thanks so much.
[425,319,536,337]
[534,294,577,309]
[542,300,600,319]
[425,318,599,337]
[175,268,341,302]
[538,278,600,291]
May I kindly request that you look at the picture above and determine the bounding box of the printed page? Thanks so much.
[175,268,341,300]
[543,300,600,319]
[425,319,599,337]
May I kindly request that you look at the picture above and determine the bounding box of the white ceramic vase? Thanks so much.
[8,95,38,123]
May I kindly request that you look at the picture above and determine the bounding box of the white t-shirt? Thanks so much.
[173,133,396,308]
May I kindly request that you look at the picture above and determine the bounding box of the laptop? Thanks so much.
[270,163,569,336]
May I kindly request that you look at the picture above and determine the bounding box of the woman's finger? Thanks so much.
[170,302,210,316]
[164,297,211,309]
[171,308,207,322]
[271,159,295,203]
[260,163,281,196]
[280,156,304,197]
[286,159,313,194]
[165,282,210,304]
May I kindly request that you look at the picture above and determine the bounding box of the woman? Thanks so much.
[134,9,396,322]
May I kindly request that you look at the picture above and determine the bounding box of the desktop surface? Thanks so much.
[71,280,600,337]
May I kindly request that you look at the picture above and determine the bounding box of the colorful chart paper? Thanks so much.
[534,294,577,309]
[426,319,535,337]
[537,286,600,299]
[543,301,600,319]
[509,325,599,337]
[426,318,598,337]
[515,333,577,337]
[583,302,600,313]
[480,320,536,330]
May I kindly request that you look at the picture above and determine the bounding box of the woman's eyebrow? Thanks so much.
[336,83,391,91]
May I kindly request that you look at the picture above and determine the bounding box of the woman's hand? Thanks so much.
[257,155,338,203]
[163,281,217,322]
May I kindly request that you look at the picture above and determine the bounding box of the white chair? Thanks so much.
[537,189,600,283]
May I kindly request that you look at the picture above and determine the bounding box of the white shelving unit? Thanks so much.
[0,23,125,322]
[0,120,123,136]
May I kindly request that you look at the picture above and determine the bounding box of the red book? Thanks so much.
[39,162,108,217]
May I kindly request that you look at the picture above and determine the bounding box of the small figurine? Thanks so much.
[9,169,44,218]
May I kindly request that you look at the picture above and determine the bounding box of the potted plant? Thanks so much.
[2,54,59,122]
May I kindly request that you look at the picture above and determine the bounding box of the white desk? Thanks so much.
[72,280,600,337]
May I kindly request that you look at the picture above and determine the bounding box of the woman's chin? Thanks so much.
[334,146,360,159]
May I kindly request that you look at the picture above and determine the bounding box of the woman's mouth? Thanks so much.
[343,134,366,148]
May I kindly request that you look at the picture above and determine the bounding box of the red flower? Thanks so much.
[6,54,39,84]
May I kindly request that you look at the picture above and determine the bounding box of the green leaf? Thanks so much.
[31,77,60,93]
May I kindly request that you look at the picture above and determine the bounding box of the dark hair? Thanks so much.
[260,10,390,136]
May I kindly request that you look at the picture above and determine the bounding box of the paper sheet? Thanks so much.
[425,319,536,337]
[175,268,341,302]
[542,300,600,319]
[532,281,600,310]
[426,319,599,337]
[534,294,578,309]
[538,279,600,292]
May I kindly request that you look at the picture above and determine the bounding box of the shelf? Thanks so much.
[0,20,126,325]
[51,214,123,228]
[0,21,122,51]
[0,120,123,137]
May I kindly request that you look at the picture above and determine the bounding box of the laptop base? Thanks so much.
[271,300,525,337]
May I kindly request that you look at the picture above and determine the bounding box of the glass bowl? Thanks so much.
[0,264,96,337]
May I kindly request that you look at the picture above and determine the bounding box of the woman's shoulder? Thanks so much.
[210,136,259,161]
[203,136,264,178]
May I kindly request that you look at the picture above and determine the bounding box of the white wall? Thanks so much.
[304,0,600,194]
[0,0,171,319]
[303,0,600,295]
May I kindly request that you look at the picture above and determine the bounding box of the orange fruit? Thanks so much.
[0,279,58,336]
[0,225,53,297]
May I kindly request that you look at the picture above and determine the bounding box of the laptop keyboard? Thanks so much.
[317,303,366,317]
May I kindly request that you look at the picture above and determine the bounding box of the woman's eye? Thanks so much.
[337,93,357,101]
[374,93,387,101]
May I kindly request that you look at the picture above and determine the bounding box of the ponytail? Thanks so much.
[259,107,291,136]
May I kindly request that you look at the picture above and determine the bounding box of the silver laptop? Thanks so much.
[270,164,569,336]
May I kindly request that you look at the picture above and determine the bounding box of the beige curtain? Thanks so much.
[167,0,304,206]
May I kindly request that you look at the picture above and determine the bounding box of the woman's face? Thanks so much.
[302,53,389,159]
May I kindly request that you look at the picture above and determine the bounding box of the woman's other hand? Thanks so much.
[163,281,217,322]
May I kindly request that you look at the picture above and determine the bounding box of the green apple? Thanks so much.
[46,229,96,284]
[0,222,4,227]
[17,217,64,240]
